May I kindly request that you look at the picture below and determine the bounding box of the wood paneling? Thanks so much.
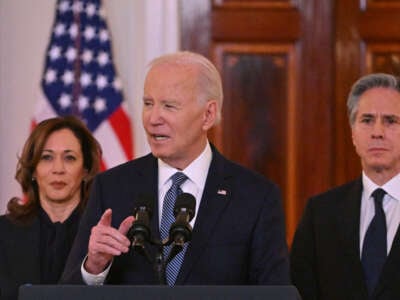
[211,44,298,231]
[366,44,400,74]
[213,0,297,8]
[180,0,400,244]
[359,11,400,40]
[181,1,211,57]
[335,1,400,186]
[180,0,335,245]
[334,1,363,185]
[212,9,300,41]
[362,0,400,10]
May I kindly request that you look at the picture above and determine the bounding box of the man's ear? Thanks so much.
[202,100,217,130]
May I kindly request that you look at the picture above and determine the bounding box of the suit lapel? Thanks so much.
[8,217,41,284]
[138,156,159,238]
[335,179,400,299]
[131,155,160,255]
[337,179,362,261]
[177,148,231,284]
[336,179,369,298]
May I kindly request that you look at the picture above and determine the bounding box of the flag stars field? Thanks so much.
[78,96,89,111]
[58,0,69,13]
[99,29,109,42]
[81,49,93,64]
[97,51,109,66]
[54,23,66,36]
[49,46,62,61]
[86,3,97,17]
[65,47,77,62]
[35,0,133,170]
[95,75,108,90]
[84,26,96,41]
[62,70,74,85]
[58,93,71,109]
[45,69,57,84]
[72,1,83,13]
[113,78,122,90]
[80,72,92,87]
[69,23,78,39]
[94,97,106,113]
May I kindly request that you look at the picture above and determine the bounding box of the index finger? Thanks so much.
[118,216,135,236]
[98,208,112,226]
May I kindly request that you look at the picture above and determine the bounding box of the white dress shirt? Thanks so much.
[359,172,400,257]
[157,141,212,228]
[82,142,212,285]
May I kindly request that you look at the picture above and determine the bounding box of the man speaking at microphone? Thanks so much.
[61,51,290,286]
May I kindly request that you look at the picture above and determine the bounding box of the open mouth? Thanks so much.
[151,134,169,141]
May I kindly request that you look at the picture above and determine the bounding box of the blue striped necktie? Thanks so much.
[160,172,188,285]
[361,188,387,295]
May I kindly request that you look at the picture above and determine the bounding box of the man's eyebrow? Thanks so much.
[160,99,179,103]
[382,114,400,119]
[359,113,375,117]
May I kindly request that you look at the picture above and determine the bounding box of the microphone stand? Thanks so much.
[129,236,185,285]
[153,239,167,285]
[153,237,184,285]
[128,193,195,285]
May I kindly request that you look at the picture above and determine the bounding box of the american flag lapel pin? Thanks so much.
[217,189,227,195]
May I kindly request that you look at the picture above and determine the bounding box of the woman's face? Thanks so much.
[34,128,87,208]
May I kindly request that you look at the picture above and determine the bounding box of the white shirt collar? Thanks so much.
[362,171,400,202]
[158,142,212,189]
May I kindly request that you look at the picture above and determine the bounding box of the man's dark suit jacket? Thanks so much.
[0,216,41,300]
[61,147,290,285]
[290,178,400,300]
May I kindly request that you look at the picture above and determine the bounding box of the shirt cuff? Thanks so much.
[81,255,112,285]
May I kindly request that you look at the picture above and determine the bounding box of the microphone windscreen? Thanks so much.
[134,194,155,217]
[174,193,196,220]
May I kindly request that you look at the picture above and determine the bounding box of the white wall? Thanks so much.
[0,0,179,213]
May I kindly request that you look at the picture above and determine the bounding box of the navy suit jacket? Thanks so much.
[290,178,400,300]
[0,216,41,300]
[61,146,289,285]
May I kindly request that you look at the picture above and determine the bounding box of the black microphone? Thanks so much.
[174,193,196,222]
[127,194,154,251]
[169,193,196,247]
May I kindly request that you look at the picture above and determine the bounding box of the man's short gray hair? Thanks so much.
[347,73,400,125]
[147,51,223,125]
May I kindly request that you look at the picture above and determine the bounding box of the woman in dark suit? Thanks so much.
[0,116,101,300]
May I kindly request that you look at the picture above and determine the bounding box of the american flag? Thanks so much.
[33,0,133,170]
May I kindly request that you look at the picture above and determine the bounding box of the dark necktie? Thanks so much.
[160,172,188,285]
[361,188,387,295]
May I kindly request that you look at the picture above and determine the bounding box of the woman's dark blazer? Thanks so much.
[0,216,41,300]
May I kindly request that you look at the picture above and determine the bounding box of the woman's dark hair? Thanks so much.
[7,116,102,224]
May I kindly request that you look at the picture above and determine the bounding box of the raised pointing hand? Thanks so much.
[85,209,134,274]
